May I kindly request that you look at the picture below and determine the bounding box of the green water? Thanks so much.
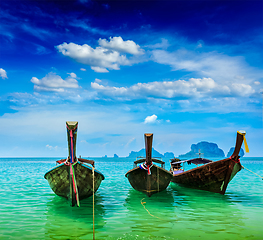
[0,158,262,239]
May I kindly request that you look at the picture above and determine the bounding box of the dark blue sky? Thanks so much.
[0,0,262,157]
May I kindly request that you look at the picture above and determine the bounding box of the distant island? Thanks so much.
[179,141,225,158]
[127,148,174,158]
[117,142,245,159]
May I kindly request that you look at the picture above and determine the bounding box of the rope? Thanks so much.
[242,165,263,180]
[141,198,163,220]
[64,161,79,207]
[71,165,80,207]
[237,131,249,153]
[92,167,95,240]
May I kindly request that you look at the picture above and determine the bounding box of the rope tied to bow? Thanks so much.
[237,130,249,153]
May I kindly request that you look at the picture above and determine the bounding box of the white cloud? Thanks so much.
[46,144,58,150]
[125,137,136,147]
[98,36,144,55]
[144,114,157,124]
[80,68,86,71]
[146,38,170,50]
[31,72,80,92]
[91,66,109,73]
[151,49,262,86]
[56,37,144,72]
[231,83,255,97]
[0,68,7,79]
[68,72,77,78]
[91,77,255,100]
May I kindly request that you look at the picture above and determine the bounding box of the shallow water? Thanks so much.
[0,157,262,239]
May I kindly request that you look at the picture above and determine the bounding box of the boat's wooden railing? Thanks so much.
[55,157,95,167]
[78,158,95,167]
[134,156,165,168]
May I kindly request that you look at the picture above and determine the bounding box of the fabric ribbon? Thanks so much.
[140,162,153,175]
[64,161,80,207]
[237,131,249,153]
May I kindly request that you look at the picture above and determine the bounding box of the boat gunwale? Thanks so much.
[44,161,105,180]
[171,157,241,178]
[125,163,173,177]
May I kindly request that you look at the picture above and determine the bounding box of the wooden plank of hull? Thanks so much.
[44,162,104,204]
[125,164,173,197]
[171,158,242,194]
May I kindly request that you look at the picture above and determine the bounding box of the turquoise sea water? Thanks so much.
[0,157,262,240]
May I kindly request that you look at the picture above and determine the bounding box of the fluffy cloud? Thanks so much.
[91,77,255,100]
[31,72,80,92]
[56,37,144,72]
[98,36,144,55]
[144,114,157,124]
[0,68,7,79]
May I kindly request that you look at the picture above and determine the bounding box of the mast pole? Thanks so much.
[145,133,153,166]
[66,121,78,163]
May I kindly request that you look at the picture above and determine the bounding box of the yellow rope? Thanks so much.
[141,198,163,220]
[242,165,263,180]
[237,131,249,153]
[92,167,95,240]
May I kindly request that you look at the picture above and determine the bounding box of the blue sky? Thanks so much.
[0,0,262,157]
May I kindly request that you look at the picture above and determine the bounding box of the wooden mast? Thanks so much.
[221,130,246,194]
[66,121,78,206]
[231,130,246,159]
[144,133,153,165]
[66,121,78,163]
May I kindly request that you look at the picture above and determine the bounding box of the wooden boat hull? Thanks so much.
[171,158,242,194]
[125,164,173,197]
[44,162,104,205]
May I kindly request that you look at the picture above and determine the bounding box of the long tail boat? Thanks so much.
[170,130,249,195]
[125,133,173,197]
[44,121,105,206]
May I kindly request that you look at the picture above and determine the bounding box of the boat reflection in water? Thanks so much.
[44,193,105,239]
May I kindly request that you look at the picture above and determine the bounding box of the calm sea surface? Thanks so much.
[0,157,262,240]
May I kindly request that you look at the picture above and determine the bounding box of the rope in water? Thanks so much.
[242,165,263,180]
[92,167,95,240]
[140,198,163,220]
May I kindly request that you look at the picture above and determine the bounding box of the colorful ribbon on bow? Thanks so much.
[140,162,153,175]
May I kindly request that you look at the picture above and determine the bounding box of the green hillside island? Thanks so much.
[117,143,244,159]
[127,148,174,158]
[178,141,245,159]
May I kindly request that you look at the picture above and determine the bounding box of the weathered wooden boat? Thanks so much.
[44,121,105,206]
[170,130,249,195]
[125,133,173,197]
